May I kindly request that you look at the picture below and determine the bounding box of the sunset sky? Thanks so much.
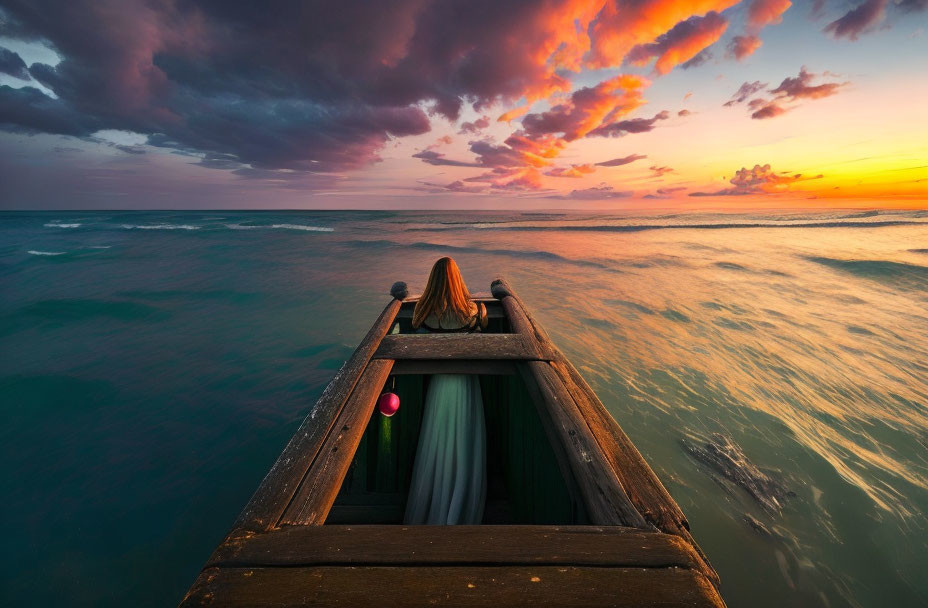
[0,0,926,209]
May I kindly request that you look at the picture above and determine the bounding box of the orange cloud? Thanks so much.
[626,12,729,74]
[586,0,740,68]
[522,74,649,141]
[545,164,597,178]
[498,105,531,123]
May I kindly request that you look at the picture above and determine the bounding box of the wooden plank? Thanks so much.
[374,333,547,360]
[206,525,703,570]
[279,359,395,526]
[181,565,725,608]
[552,359,720,585]
[391,359,517,376]
[521,361,649,529]
[232,298,402,532]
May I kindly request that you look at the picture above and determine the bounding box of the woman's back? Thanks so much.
[419,301,485,333]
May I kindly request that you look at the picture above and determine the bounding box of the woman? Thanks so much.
[404,257,488,525]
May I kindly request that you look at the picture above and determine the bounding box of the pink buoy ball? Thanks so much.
[377,392,400,417]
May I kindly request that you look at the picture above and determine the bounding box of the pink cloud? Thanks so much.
[458,116,490,135]
[691,163,822,195]
[748,0,792,29]
[728,35,763,60]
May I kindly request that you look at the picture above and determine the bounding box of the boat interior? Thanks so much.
[328,371,586,526]
[329,298,586,525]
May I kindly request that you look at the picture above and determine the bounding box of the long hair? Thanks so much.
[412,257,473,328]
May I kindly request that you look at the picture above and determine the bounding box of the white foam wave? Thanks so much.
[224,223,333,232]
[44,222,81,228]
[121,224,200,230]
[28,250,66,256]
[88,245,112,249]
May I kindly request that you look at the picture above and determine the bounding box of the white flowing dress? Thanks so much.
[403,309,487,525]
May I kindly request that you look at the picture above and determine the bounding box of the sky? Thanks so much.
[0,0,926,210]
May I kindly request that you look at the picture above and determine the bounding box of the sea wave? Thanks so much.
[27,250,66,256]
[407,219,925,232]
[345,239,619,271]
[44,222,81,228]
[224,223,334,232]
[121,224,200,230]
[805,256,928,290]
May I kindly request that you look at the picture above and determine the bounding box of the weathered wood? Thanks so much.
[232,298,403,532]
[207,525,703,570]
[391,359,517,376]
[552,359,720,584]
[374,333,548,360]
[520,361,650,529]
[181,565,725,608]
[496,277,718,583]
[492,278,556,355]
[279,358,395,526]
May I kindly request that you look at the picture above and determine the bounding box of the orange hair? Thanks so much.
[412,257,473,328]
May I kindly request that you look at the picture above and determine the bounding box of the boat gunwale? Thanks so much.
[180,277,724,607]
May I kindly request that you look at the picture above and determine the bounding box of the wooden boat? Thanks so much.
[181,278,725,607]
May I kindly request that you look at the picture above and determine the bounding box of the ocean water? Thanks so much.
[2,209,927,607]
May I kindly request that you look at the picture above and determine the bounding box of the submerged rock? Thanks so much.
[681,433,790,512]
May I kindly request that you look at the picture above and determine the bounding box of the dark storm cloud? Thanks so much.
[0,47,30,79]
[0,0,615,175]
[0,85,101,135]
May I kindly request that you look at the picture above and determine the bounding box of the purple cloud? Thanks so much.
[595,153,647,167]
[588,110,670,137]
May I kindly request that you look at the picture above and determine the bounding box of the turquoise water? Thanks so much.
[2,210,927,606]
